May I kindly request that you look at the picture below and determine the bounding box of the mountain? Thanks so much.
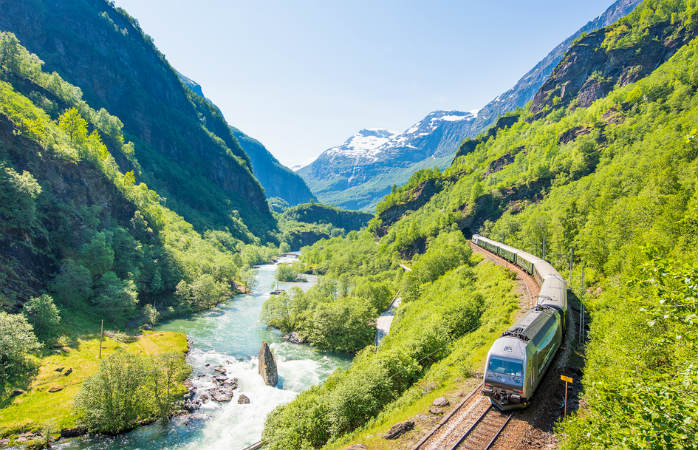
[298,0,641,211]
[175,72,316,206]
[298,110,476,210]
[0,0,274,240]
[0,32,276,318]
[230,128,316,206]
[264,1,698,449]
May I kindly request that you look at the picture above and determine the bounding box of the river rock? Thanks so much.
[237,394,250,404]
[213,366,227,375]
[432,397,449,407]
[60,425,87,438]
[429,407,443,415]
[209,387,234,402]
[184,399,202,412]
[345,445,367,450]
[48,386,63,393]
[384,420,414,439]
[283,331,307,344]
[258,341,278,386]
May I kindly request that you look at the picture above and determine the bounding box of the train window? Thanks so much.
[487,357,523,385]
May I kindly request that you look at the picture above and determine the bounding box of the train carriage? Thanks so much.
[472,234,567,410]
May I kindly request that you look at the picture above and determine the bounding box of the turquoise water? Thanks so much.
[58,255,349,450]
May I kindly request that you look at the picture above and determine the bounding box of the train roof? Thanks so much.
[504,307,557,342]
[488,335,528,360]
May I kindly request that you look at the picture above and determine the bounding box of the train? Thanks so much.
[472,234,567,410]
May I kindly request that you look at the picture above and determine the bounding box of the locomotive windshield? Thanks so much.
[486,357,523,386]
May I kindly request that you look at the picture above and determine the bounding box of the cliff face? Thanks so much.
[530,13,696,117]
[230,127,316,206]
[474,0,642,131]
[258,341,278,387]
[0,0,274,238]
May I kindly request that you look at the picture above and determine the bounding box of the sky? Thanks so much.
[114,0,616,167]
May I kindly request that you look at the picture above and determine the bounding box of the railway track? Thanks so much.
[413,387,511,450]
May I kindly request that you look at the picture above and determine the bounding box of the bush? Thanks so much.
[74,349,187,434]
[0,312,41,386]
[50,259,92,306]
[303,298,376,353]
[276,263,300,282]
[22,294,61,341]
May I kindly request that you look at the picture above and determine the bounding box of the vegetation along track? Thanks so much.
[413,387,509,450]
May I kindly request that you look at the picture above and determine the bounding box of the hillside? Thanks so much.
[278,203,373,249]
[231,127,316,206]
[297,0,640,211]
[0,0,275,240]
[262,0,698,448]
[174,72,316,207]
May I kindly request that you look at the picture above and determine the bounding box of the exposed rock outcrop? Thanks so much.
[384,420,414,439]
[283,332,307,344]
[258,341,278,386]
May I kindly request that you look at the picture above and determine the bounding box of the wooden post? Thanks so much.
[99,319,104,360]
[561,375,573,418]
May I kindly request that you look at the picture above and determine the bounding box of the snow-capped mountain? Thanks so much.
[296,0,640,212]
[297,110,475,189]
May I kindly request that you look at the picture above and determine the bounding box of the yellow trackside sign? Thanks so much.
[561,375,573,383]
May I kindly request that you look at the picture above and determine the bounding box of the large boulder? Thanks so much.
[384,420,414,439]
[258,341,278,386]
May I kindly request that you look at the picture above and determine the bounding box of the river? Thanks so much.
[58,254,350,450]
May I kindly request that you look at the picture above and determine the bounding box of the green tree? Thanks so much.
[93,272,138,323]
[74,350,150,434]
[58,107,88,147]
[0,312,41,385]
[79,232,115,277]
[50,259,92,306]
[22,294,61,341]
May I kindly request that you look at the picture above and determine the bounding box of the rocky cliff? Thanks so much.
[530,10,696,117]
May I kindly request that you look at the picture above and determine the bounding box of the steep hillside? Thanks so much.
[175,72,316,206]
[231,127,316,205]
[298,0,640,211]
[0,32,275,318]
[0,0,275,239]
[263,1,698,448]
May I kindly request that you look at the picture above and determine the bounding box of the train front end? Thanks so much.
[482,337,529,410]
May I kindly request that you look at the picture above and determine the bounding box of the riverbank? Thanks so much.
[43,254,349,450]
[0,331,188,448]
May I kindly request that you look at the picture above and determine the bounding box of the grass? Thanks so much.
[322,258,520,450]
[0,330,188,440]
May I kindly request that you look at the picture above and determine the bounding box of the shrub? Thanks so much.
[22,294,61,341]
[74,349,187,434]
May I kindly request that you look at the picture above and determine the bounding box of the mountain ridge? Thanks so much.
[298,0,642,211]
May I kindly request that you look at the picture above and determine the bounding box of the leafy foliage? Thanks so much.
[22,295,61,342]
[73,349,188,434]
[0,313,41,387]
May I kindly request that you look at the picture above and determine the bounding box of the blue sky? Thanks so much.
[114,0,615,167]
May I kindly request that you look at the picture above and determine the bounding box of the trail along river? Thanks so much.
[58,254,350,450]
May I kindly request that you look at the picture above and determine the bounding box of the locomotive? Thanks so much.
[472,235,567,410]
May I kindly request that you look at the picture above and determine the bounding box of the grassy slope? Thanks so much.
[0,331,187,439]
[323,257,518,449]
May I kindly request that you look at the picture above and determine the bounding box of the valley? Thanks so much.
[1,0,697,449]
